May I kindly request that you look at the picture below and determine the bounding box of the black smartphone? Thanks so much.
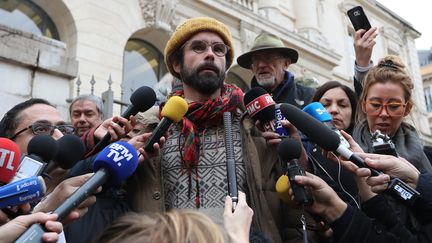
[347,6,371,31]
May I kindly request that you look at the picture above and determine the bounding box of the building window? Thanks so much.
[122,39,167,106]
[0,0,59,40]
[425,86,432,112]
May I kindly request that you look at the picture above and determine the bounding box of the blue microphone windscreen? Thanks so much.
[302,102,332,123]
[93,141,138,185]
[0,176,46,208]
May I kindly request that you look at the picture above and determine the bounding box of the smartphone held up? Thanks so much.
[347,6,372,32]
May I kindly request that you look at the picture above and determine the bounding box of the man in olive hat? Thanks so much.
[237,33,315,108]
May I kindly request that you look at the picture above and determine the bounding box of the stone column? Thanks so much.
[257,0,281,23]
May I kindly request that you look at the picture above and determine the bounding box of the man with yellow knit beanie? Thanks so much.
[128,17,284,243]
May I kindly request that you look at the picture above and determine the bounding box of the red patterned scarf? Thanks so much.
[167,83,243,207]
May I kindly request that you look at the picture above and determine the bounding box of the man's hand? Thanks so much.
[260,120,310,171]
[357,153,420,192]
[293,172,347,223]
[0,212,62,243]
[128,132,166,163]
[94,116,136,141]
[223,191,253,243]
[0,204,31,226]
[33,173,101,224]
[354,27,378,67]
[324,131,376,202]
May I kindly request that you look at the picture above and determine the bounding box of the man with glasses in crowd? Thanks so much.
[237,32,315,108]
[0,98,75,154]
[0,98,99,239]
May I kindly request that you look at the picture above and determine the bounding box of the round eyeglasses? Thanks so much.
[182,40,230,57]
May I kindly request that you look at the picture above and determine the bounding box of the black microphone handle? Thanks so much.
[42,161,56,175]
[144,118,172,153]
[287,159,312,205]
[223,112,238,203]
[15,168,109,243]
[93,105,139,152]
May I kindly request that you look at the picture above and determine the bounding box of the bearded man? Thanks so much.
[237,33,315,108]
[126,17,293,243]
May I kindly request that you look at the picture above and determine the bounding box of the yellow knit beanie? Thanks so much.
[164,17,234,79]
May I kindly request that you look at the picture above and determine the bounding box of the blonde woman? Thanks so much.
[94,192,253,243]
[353,55,432,173]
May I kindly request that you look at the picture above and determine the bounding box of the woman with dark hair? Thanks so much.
[305,81,360,221]
[311,81,357,134]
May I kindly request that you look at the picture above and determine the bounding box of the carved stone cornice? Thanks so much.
[139,0,179,32]
[381,26,403,45]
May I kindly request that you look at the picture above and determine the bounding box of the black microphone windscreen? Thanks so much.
[130,86,157,112]
[55,135,85,169]
[243,87,275,123]
[27,135,59,162]
[278,138,302,161]
[280,103,340,151]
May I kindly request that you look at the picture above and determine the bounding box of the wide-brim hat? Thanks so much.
[237,33,298,69]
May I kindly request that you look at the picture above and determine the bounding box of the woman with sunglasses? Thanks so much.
[307,81,359,205]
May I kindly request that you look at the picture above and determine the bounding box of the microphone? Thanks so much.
[15,141,139,243]
[223,112,238,208]
[11,135,58,182]
[0,176,46,208]
[276,138,312,205]
[303,102,350,148]
[244,87,289,137]
[44,134,86,174]
[144,96,188,153]
[94,86,157,151]
[0,138,20,185]
[280,103,420,205]
[280,104,380,175]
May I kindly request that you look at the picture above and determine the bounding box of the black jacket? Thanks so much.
[332,173,432,243]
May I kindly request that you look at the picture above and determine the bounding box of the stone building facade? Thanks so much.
[0,0,430,142]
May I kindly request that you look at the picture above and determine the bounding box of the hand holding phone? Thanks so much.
[347,6,371,31]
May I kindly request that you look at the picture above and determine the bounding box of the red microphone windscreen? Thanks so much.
[243,87,275,123]
[0,138,21,183]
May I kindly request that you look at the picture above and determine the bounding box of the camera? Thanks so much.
[371,129,398,157]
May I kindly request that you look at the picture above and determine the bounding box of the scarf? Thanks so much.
[165,83,244,207]
[352,120,432,173]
